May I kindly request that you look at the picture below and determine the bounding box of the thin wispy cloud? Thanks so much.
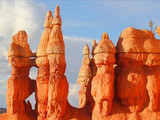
[63,20,96,27]
[64,35,97,43]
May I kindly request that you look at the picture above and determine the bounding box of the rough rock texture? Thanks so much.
[1,5,160,120]
[6,30,36,119]
[36,10,53,120]
[115,27,160,119]
[91,33,116,120]
[77,44,92,110]
[46,6,68,120]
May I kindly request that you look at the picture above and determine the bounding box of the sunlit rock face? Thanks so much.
[115,27,160,119]
[46,6,69,120]
[1,5,160,120]
[116,27,160,112]
[7,30,36,119]
[36,10,53,120]
[91,33,116,120]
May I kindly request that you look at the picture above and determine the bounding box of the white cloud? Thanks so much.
[0,0,47,74]
[68,83,80,107]
[64,35,97,43]
[69,83,80,97]
[0,0,47,108]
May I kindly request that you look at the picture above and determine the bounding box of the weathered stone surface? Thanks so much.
[44,10,53,28]
[91,33,116,120]
[77,44,92,108]
[8,31,34,57]
[46,6,68,120]
[116,27,160,114]
[36,10,53,120]
[47,6,64,55]
[5,31,36,120]
[1,5,160,120]
[90,40,97,77]
[52,6,62,26]
[37,11,53,57]
[116,27,159,53]
[94,33,116,54]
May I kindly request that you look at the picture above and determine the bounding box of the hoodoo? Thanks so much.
[1,5,160,120]
[91,33,116,120]
[77,44,92,108]
[36,10,53,120]
[46,5,68,120]
[7,31,36,119]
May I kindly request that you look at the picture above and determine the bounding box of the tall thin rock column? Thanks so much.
[36,11,53,120]
[91,33,116,120]
[7,31,35,114]
[77,44,92,108]
[46,6,69,120]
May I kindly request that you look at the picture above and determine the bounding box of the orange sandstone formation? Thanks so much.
[91,33,116,120]
[116,27,160,113]
[77,44,92,108]
[46,6,69,120]
[1,5,160,120]
[156,26,160,36]
[7,31,36,119]
[36,10,53,120]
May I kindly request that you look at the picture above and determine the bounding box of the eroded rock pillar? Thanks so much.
[36,10,53,120]
[46,6,69,120]
[77,44,92,108]
[91,33,116,120]
[7,31,35,114]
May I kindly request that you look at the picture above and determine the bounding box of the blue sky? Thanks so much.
[36,0,160,44]
[0,0,160,109]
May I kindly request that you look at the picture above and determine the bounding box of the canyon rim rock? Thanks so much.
[91,33,116,120]
[1,5,160,120]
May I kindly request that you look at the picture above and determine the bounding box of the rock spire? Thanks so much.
[91,33,116,120]
[77,44,92,108]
